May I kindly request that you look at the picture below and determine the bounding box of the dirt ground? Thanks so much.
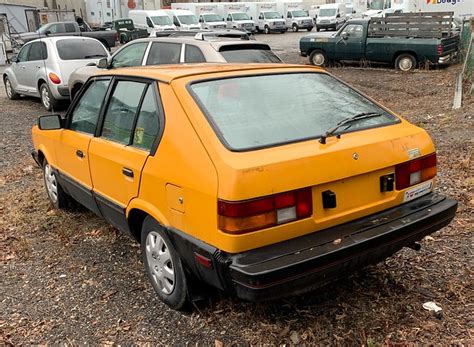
[1,42,473,344]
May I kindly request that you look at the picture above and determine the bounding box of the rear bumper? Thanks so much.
[168,193,457,302]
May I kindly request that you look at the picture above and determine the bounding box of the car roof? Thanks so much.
[26,36,102,44]
[96,64,324,84]
[128,36,270,48]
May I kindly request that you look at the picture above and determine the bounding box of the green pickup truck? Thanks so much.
[113,19,149,44]
[300,18,459,71]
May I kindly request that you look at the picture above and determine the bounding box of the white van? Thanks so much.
[128,10,176,36]
[161,10,201,31]
[171,3,227,30]
[315,3,346,31]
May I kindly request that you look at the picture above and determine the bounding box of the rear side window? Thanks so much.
[132,86,160,151]
[184,45,206,63]
[146,42,181,65]
[111,42,148,68]
[101,81,147,144]
[70,79,111,135]
[56,39,108,60]
[27,42,47,61]
[219,45,282,63]
[65,23,76,32]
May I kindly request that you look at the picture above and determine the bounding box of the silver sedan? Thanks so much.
[3,36,109,111]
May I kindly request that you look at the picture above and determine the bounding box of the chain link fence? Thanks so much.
[460,20,473,95]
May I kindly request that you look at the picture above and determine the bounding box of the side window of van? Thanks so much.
[173,16,180,26]
[227,14,232,21]
[259,13,264,20]
[287,12,292,18]
[146,17,154,28]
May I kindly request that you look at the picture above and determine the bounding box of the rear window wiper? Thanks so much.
[319,112,384,144]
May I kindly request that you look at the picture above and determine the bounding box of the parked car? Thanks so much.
[112,19,149,44]
[68,31,282,99]
[15,21,118,50]
[300,18,459,71]
[32,64,457,309]
[315,3,346,31]
[3,36,109,111]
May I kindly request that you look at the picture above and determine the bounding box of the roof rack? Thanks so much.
[155,29,253,40]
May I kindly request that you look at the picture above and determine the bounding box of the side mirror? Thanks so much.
[222,18,225,21]
[97,57,109,69]
[281,15,284,18]
[38,114,63,130]
[342,32,349,40]
[336,13,341,18]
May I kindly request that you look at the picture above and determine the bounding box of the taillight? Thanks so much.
[437,44,443,55]
[218,188,313,234]
[48,72,61,84]
[395,153,437,190]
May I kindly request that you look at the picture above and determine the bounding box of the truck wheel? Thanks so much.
[264,25,270,34]
[4,76,20,100]
[43,159,72,209]
[292,23,299,32]
[39,83,60,112]
[141,216,189,310]
[395,53,416,72]
[307,26,313,31]
[316,26,320,32]
[309,50,327,67]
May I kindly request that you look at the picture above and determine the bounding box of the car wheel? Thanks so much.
[395,53,416,71]
[39,83,59,112]
[264,25,270,34]
[141,216,189,310]
[316,26,320,32]
[43,159,72,209]
[309,50,327,66]
[292,23,299,32]
[4,77,20,100]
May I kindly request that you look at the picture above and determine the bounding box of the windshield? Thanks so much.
[190,73,397,151]
[368,0,389,10]
[178,14,198,25]
[203,14,222,22]
[319,9,337,17]
[56,39,108,60]
[264,12,281,19]
[151,15,172,25]
[292,10,309,18]
[232,13,250,20]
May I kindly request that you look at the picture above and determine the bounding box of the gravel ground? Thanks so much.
[1,33,473,345]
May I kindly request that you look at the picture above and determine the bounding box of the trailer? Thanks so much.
[215,3,256,32]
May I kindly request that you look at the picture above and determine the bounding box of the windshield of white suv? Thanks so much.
[190,73,398,151]
[319,9,337,17]
[232,13,250,20]
[264,12,282,19]
[151,16,172,25]
[203,14,222,22]
[178,15,198,25]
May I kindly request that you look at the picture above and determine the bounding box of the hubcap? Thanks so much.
[312,53,325,66]
[146,232,175,295]
[44,164,58,203]
[5,79,12,98]
[293,25,297,32]
[41,86,51,109]
[399,57,413,71]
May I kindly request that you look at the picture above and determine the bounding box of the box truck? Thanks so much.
[315,3,347,31]
[215,3,256,33]
[276,1,313,32]
[128,10,176,36]
[161,9,201,31]
[171,3,227,30]
[245,2,287,34]
[393,0,472,20]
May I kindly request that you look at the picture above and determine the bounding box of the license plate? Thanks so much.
[403,180,433,202]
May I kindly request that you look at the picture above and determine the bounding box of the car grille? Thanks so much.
[320,20,329,24]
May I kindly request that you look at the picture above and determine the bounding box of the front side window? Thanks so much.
[189,73,398,151]
[46,23,62,34]
[56,38,108,60]
[132,86,160,151]
[101,81,147,144]
[185,45,206,63]
[111,42,148,68]
[27,42,48,61]
[146,42,181,65]
[341,24,364,38]
[227,14,232,21]
[65,23,76,32]
[70,79,111,134]
[146,17,154,27]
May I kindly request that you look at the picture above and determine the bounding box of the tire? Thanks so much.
[264,25,270,34]
[70,83,83,102]
[4,76,20,100]
[307,26,313,31]
[395,53,416,72]
[39,83,60,112]
[309,49,327,67]
[42,159,72,209]
[316,26,320,32]
[292,23,299,32]
[141,217,189,310]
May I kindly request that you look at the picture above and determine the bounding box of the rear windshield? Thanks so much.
[56,39,108,60]
[219,45,282,63]
[189,73,398,151]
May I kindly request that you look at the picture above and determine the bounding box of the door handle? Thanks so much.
[122,167,134,178]
[76,150,84,158]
